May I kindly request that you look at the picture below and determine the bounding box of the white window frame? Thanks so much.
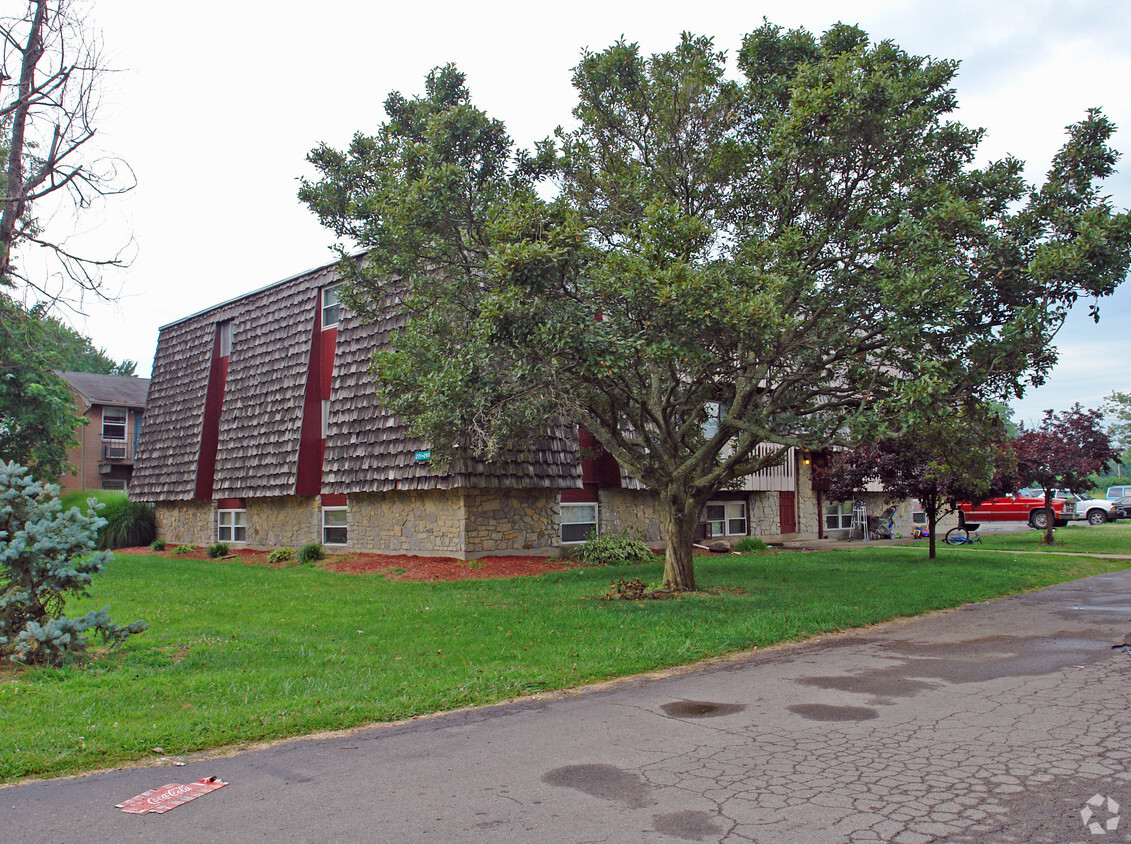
[322,505,348,545]
[561,502,598,544]
[218,320,232,357]
[217,509,247,543]
[825,501,854,531]
[102,405,127,441]
[705,500,747,537]
[322,285,341,329]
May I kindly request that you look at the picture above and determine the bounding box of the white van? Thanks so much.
[1106,485,1131,501]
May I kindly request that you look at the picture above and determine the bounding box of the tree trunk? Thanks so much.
[1043,489,1055,545]
[661,490,699,592]
[924,496,938,559]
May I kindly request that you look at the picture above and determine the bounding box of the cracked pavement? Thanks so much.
[4,569,1131,842]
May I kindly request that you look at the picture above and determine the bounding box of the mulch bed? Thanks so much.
[117,546,584,581]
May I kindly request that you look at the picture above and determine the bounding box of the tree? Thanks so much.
[1102,390,1131,455]
[0,298,82,478]
[21,301,136,375]
[300,25,1131,591]
[1014,404,1119,544]
[0,0,134,301]
[0,293,135,478]
[819,405,1015,559]
[0,461,146,665]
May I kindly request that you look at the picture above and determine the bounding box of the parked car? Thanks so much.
[1106,485,1131,501]
[960,491,1075,529]
[1019,489,1116,525]
[1114,496,1131,519]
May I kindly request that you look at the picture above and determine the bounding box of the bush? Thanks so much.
[572,529,656,566]
[59,488,125,515]
[734,537,767,553]
[297,543,324,564]
[98,500,156,549]
[171,544,195,555]
[0,462,147,666]
[150,539,166,552]
[207,542,229,558]
[267,547,294,564]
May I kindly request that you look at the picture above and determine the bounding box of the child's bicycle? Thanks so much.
[944,511,981,545]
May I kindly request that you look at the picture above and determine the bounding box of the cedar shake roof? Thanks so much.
[56,371,150,408]
[128,308,218,501]
[213,264,339,498]
[131,258,581,502]
[322,292,579,493]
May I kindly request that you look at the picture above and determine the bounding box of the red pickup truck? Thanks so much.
[959,492,1076,529]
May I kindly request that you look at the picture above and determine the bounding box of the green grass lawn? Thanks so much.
[1,547,1128,783]
[950,520,1131,555]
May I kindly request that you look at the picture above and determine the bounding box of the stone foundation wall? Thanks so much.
[154,501,215,546]
[465,488,557,555]
[747,491,780,536]
[597,488,664,543]
[245,496,320,549]
[796,459,819,535]
[348,490,465,556]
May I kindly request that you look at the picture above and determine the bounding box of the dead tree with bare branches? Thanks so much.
[0,0,134,301]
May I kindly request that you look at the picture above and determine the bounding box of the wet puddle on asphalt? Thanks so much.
[659,700,746,718]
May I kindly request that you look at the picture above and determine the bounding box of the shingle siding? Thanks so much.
[213,265,337,497]
[322,285,582,493]
[129,317,214,501]
[133,259,581,503]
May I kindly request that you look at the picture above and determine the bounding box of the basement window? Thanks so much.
[323,506,347,545]
[561,502,598,544]
[217,509,247,542]
[705,501,747,537]
[825,501,854,531]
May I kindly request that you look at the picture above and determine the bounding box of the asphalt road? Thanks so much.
[4,568,1131,843]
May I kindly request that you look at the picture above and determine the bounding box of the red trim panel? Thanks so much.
[321,493,347,506]
[560,485,599,503]
[195,330,228,500]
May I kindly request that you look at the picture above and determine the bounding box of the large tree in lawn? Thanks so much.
[1015,404,1120,545]
[820,404,1016,559]
[300,24,1131,591]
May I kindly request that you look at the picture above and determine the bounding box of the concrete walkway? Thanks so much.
[5,570,1131,843]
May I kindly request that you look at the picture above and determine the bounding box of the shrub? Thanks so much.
[150,539,166,552]
[733,537,767,553]
[297,543,324,564]
[267,547,294,564]
[0,462,148,666]
[59,488,125,515]
[572,529,656,566]
[171,544,195,555]
[207,542,229,558]
[98,500,156,549]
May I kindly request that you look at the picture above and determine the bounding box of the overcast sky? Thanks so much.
[16,0,1131,427]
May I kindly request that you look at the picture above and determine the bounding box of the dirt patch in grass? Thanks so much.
[117,546,584,581]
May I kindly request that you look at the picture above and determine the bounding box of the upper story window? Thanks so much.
[702,401,724,439]
[102,406,127,440]
[218,320,232,357]
[322,285,341,329]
